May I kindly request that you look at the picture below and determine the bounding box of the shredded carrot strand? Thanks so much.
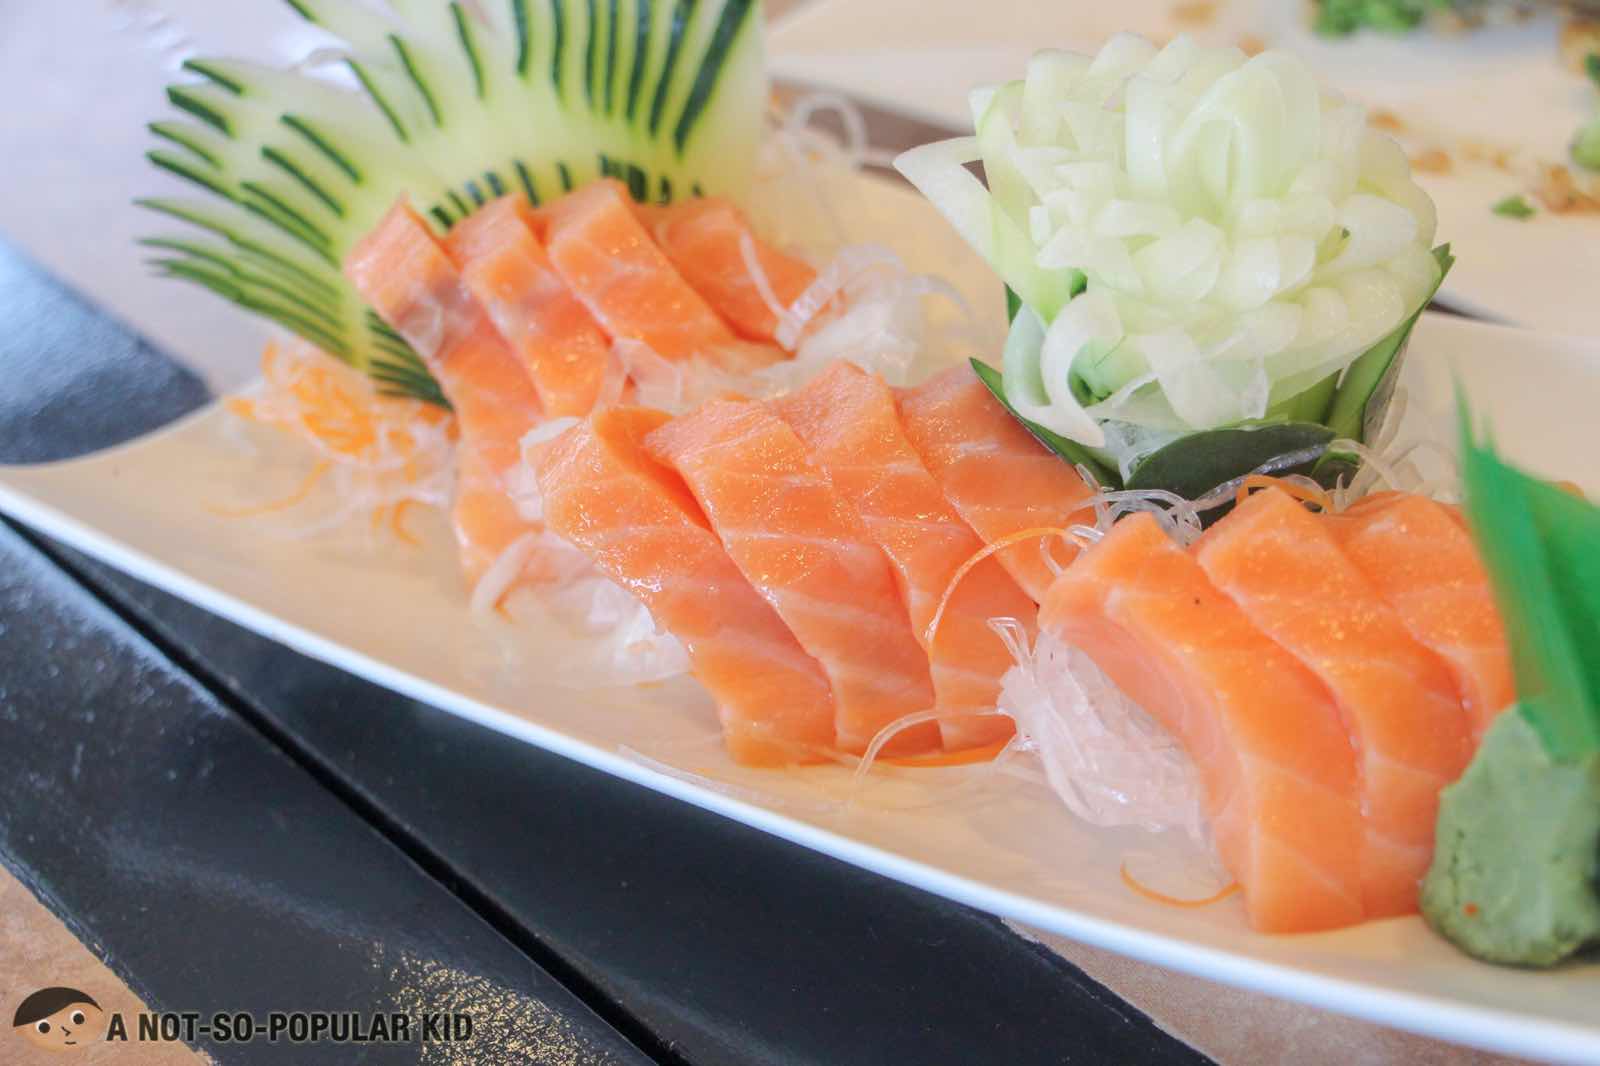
[391,499,420,546]
[1235,474,1332,513]
[883,738,1010,768]
[925,526,1076,648]
[207,459,332,518]
[1119,861,1242,909]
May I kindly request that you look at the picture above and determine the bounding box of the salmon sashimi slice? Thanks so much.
[534,407,836,765]
[773,361,1027,751]
[897,364,1097,603]
[640,197,817,343]
[1041,513,1365,933]
[445,196,610,418]
[1194,487,1474,918]
[644,398,941,756]
[1329,494,1514,739]
[538,179,782,375]
[344,199,551,587]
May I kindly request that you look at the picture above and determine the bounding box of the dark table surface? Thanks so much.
[0,233,1212,1065]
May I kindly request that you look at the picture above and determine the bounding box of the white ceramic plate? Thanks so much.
[768,0,1600,337]
[2,170,1597,1064]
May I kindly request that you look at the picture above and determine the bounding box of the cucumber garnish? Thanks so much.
[142,0,768,404]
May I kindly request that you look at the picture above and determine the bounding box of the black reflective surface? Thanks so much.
[0,521,648,1065]
[0,241,209,463]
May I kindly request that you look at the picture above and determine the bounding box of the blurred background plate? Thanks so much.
[769,0,1600,336]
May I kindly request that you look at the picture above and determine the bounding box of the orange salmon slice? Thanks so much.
[773,361,1026,751]
[1329,494,1514,740]
[641,197,818,343]
[1041,513,1365,933]
[1194,488,1473,918]
[445,196,611,418]
[644,398,941,756]
[897,364,1096,603]
[344,199,550,587]
[539,180,782,375]
[534,407,836,765]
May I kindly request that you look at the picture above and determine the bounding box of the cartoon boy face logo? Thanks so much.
[12,988,102,1053]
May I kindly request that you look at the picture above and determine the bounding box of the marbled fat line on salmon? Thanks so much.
[1194,488,1473,918]
[898,364,1096,603]
[445,196,611,418]
[344,199,552,587]
[1329,494,1514,740]
[774,361,1026,751]
[1043,514,1366,933]
[533,406,836,765]
[539,179,783,376]
[640,197,819,343]
[645,398,941,756]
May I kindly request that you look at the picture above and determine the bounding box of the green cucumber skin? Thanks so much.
[585,0,601,108]
[551,0,569,97]
[648,0,692,138]
[281,115,364,183]
[673,0,754,153]
[451,2,487,99]
[626,0,652,121]
[512,0,534,78]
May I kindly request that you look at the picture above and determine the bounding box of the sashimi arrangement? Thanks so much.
[137,0,1598,972]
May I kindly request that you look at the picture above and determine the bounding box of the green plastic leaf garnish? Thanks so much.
[1420,397,1600,968]
[970,359,1119,487]
[1460,395,1600,760]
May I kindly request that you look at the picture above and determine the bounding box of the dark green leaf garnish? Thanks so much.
[1125,422,1337,504]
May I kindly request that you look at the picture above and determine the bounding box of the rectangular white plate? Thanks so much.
[3,172,1599,1064]
[768,0,1600,338]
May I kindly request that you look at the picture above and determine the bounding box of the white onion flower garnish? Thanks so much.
[897,33,1442,443]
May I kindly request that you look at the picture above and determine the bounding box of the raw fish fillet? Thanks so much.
[1330,494,1514,739]
[1195,488,1473,918]
[774,361,1027,751]
[534,406,836,765]
[539,180,780,375]
[345,199,550,586]
[1042,513,1365,933]
[445,195,611,418]
[898,364,1096,602]
[642,196,818,343]
[645,398,940,756]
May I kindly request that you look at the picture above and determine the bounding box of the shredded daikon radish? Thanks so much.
[223,340,456,538]
[994,622,1210,845]
[468,533,543,620]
